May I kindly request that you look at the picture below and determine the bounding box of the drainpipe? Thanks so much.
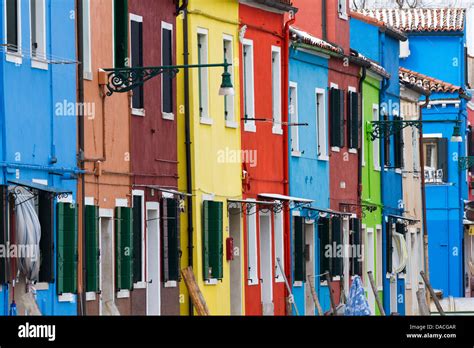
[418,94,430,303]
[322,0,327,41]
[358,66,367,210]
[283,14,295,314]
[76,0,87,316]
[179,0,193,316]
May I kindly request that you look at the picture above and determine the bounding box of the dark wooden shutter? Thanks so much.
[115,207,133,290]
[437,138,448,182]
[331,216,343,276]
[131,19,144,109]
[114,0,128,68]
[318,217,330,275]
[162,27,173,114]
[0,186,7,283]
[386,221,393,274]
[202,201,223,280]
[348,92,360,149]
[161,199,170,281]
[38,192,54,283]
[161,198,181,282]
[57,203,78,294]
[384,113,391,167]
[394,116,404,169]
[85,205,99,293]
[330,88,345,148]
[6,0,18,52]
[294,216,306,282]
[132,196,142,283]
[350,218,362,276]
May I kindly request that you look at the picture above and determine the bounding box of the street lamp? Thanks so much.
[218,60,234,97]
[451,125,463,143]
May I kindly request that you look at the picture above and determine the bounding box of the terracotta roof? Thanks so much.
[290,26,343,55]
[399,67,462,94]
[355,8,465,32]
[350,11,407,41]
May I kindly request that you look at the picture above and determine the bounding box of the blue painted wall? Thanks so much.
[289,47,330,315]
[0,0,78,315]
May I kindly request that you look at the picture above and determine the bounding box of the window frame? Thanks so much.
[5,0,22,64]
[274,210,284,283]
[132,190,146,289]
[130,13,145,116]
[197,28,211,124]
[30,0,47,70]
[271,45,282,135]
[82,0,92,79]
[247,202,258,285]
[316,87,328,160]
[161,21,174,120]
[242,38,256,133]
[338,0,348,20]
[223,34,236,127]
[289,81,300,156]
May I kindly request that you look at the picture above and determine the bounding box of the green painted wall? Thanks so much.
[361,74,383,315]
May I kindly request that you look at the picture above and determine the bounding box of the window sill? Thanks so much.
[291,151,302,157]
[374,166,381,172]
[275,278,285,283]
[162,112,175,121]
[6,52,22,65]
[247,279,259,286]
[339,13,348,20]
[244,123,256,133]
[116,289,130,298]
[34,282,50,291]
[331,146,340,153]
[86,292,97,301]
[84,71,93,81]
[293,281,303,287]
[272,126,283,135]
[204,278,218,286]
[348,148,358,154]
[395,168,402,174]
[318,155,329,161]
[225,120,238,129]
[200,117,213,125]
[164,281,178,288]
[58,293,75,303]
[133,281,147,289]
[332,276,341,281]
[31,58,48,70]
[132,108,145,117]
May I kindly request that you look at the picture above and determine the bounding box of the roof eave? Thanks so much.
[250,0,298,13]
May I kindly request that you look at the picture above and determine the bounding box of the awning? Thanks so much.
[227,199,280,206]
[387,214,419,224]
[258,193,313,203]
[306,207,352,217]
[8,179,72,194]
[133,184,192,197]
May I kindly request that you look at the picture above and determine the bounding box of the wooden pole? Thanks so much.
[181,267,210,316]
[420,271,445,316]
[276,257,299,316]
[367,271,385,316]
[325,272,337,315]
[307,275,324,316]
[416,288,430,316]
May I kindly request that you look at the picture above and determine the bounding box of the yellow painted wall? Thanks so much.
[176,0,243,315]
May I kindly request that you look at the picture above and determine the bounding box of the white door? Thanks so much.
[259,213,273,315]
[304,222,315,315]
[99,214,114,315]
[229,207,243,315]
[146,204,161,315]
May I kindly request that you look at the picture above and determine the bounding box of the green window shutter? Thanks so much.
[57,203,78,295]
[294,216,305,282]
[318,217,330,275]
[331,216,343,277]
[132,196,142,284]
[348,91,359,149]
[115,207,133,291]
[114,0,128,68]
[437,138,448,182]
[202,201,223,280]
[85,205,99,293]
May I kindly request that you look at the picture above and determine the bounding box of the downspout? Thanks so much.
[358,66,367,209]
[322,0,327,41]
[283,14,295,314]
[180,0,193,316]
[76,0,87,316]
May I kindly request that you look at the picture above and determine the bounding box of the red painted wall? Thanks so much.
[129,0,179,315]
[239,3,287,316]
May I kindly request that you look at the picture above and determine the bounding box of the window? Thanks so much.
[383,110,390,167]
[0,187,6,284]
[161,198,180,282]
[30,0,46,61]
[423,137,448,183]
[349,218,362,277]
[293,216,305,282]
[85,205,99,292]
[412,126,420,175]
[130,15,144,112]
[162,22,173,119]
[197,29,210,121]
[57,203,78,294]
[223,35,235,125]
[372,105,381,171]
[289,82,299,155]
[272,46,282,134]
[202,201,223,281]
[38,192,54,283]
[319,217,331,279]
[114,0,128,68]
[247,203,258,285]
[243,39,255,132]
[82,0,92,79]
[331,216,343,277]
[394,115,404,169]
[348,91,360,150]
[6,0,21,55]
[316,88,328,160]
[330,87,345,149]
[274,211,284,282]
[132,194,144,284]
[115,207,134,291]
[376,226,382,288]
[338,0,348,20]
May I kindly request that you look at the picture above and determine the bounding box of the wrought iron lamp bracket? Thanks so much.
[370,120,422,141]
